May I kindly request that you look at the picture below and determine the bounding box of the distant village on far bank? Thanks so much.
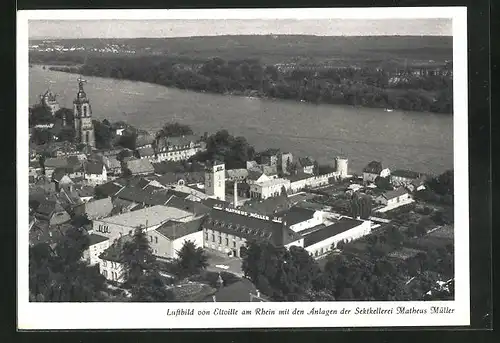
[28,78,454,303]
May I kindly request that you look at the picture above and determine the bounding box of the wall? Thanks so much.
[203,228,247,257]
[305,220,371,258]
[387,193,412,207]
[289,172,337,193]
[83,239,110,266]
[92,219,164,241]
[99,259,126,283]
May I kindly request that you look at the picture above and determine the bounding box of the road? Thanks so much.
[205,250,244,277]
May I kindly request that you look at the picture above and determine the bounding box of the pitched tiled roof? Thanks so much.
[391,169,422,179]
[152,161,185,174]
[276,206,316,226]
[201,198,231,208]
[85,161,105,175]
[114,186,174,206]
[382,187,409,200]
[240,195,292,216]
[126,159,155,175]
[155,217,204,240]
[202,208,301,246]
[298,157,315,167]
[44,157,69,169]
[88,233,109,246]
[80,197,113,219]
[304,217,364,247]
[95,181,124,197]
[165,196,211,216]
[137,147,155,158]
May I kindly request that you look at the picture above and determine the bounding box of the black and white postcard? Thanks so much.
[17,7,469,329]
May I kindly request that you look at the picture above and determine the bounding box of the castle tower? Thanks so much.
[335,156,348,178]
[40,89,60,116]
[205,160,225,201]
[73,76,95,147]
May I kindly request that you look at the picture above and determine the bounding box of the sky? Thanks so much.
[29,18,452,39]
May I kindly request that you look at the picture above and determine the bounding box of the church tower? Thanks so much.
[205,160,225,201]
[73,76,95,147]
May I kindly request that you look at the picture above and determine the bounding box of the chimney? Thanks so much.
[234,181,238,208]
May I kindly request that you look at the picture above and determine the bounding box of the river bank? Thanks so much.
[47,56,452,114]
[29,65,453,175]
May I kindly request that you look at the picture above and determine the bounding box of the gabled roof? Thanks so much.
[391,169,422,179]
[201,198,231,208]
[44,157,69,169]
[298,157,315,167]
[275,206,316,226]
[95,181,124,198]
[240,195,292,216]
[137,147,155,158]
[303,217,364,247]
[203,208,301,246]
[382,187,409,200]
[126,159,155,175]
[85,161,105,175]
[165,196,211,216]
[155,217,204,240]
[88,233,109,246]
[226,168,249,179]
[152,161,185,174]
[79,197,114,219]
[99,236,133,263]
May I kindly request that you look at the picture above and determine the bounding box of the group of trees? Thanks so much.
[191,129,255,169]
[415,169,454,205]
[29,106,76,145]
[119,229,209,301]
[29,227,107,302]
[349,192,373,219]
[53,54,452,114]
[241,239,416,301]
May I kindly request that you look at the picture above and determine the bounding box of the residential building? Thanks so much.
[155,136,207,162]
[375,188,413,207]
[82,233,110,266]
[137,146,156,162]
[149,217,205,259]
[276,206,324,233]
[73,197,114,220]
[363,161,384,182]
[201,206,304,258]
[205,160,225,201]
[391,169,423,186]
[34,199,71,226]
[125,158,155,176]
[298,157,315,175]
[225,169,249,182]
[249,177,291,200]
[84,160,107,185]
[98,236,131,283]
[303,217,371,259]
[91,204,195,240]
[288,171,338,193]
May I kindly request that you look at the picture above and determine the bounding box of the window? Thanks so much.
[103,270,108,278]
[233,240,236,248]
[83,106,87,116]
[225,238,229,246]
[205,232,209,240]
[212,234,215,242]
[218,236,222,244]
[103,261,107,267]
[150,236,153,242]
[155,237,158,244]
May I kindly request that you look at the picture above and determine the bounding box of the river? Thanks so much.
[29,65,453,175]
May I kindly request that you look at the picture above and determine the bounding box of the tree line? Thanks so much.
[49,55,452,114]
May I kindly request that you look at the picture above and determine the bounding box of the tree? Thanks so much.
[312,161,319,176]
[156,122,193,139]
[57,127,76,143]
[121,228,156,285]
[280,185,288,197]
[375,176,393,190]
[31,129,53,145]
[130,271,175,302]
[175,240,209,278]
[93,119,115,149]
[29,105,54,127]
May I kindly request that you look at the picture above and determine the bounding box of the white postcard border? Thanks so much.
[17,7,469,329]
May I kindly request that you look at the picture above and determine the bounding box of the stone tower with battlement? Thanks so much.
[73,77,95,147]
[205,160,225,201]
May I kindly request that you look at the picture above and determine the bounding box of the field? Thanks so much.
[30,35,453,67]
